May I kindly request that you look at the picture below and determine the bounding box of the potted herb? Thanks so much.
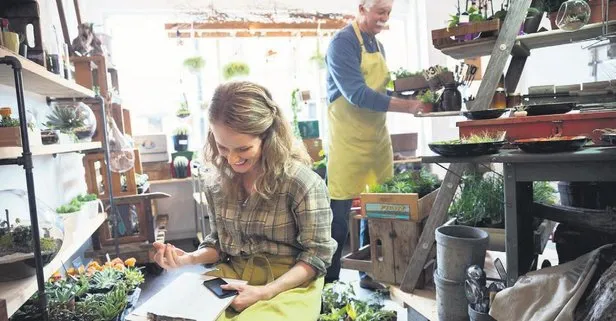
[222,61,250,80]
[391,67,428,92]
[183,56,205,74]
[0,110,21,147]
[416,89,438,113]
[172,125,190,152]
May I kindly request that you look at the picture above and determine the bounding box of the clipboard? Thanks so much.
[126,273,246,321]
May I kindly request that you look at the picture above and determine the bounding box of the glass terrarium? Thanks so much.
[47,102,97,141]
[556,0,591,31]
[0,189,64,281]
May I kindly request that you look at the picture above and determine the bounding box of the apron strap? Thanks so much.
[241,254,275,284]
[351,21,366,54]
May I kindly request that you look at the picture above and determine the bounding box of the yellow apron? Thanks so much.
[206,255,323,321]
[327,21,394,200]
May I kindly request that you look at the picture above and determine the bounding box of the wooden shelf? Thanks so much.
[440,21,616,59]
[0,47,95,98]
[0,212,107,316]
[416,111,462,118]
[0,142,102,160]
[149,178,191,185]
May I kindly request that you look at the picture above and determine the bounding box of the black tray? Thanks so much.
[525,103,574,116]
[428,141,506,157]
[601,133,616,145]
[462,109,509,120]
[514,136,590,153]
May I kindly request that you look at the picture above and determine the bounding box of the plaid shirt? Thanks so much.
[200,162,337,276]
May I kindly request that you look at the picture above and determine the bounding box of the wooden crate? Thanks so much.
[457,111,616,145]
[303,138,323,162]
[143,161,171,181]
[342,189,439,288]
[83,150,141,198]
[360,188,439,222]
[432,19,501,49]
[0,127,20,147]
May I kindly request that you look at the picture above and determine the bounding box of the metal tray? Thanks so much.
[428,141,506,157]
[462,109,509,120]
[514,136,590,153]
[525,103,575,116]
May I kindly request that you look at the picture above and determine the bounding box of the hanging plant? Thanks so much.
[310,38,326,69]
[222,61,250,80]
[176,101,190,118]
[290,89,302,139]
[183,56,206,73]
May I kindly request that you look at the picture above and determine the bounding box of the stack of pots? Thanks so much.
[434,225,489,321]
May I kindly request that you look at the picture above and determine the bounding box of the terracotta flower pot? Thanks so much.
[588,0,616,23]
[421,103,434,114]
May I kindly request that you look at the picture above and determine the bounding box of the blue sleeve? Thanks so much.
[326,36,391,112]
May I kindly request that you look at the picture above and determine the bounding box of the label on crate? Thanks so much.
[365,203,410,220]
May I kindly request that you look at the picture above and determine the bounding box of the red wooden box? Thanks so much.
[457,111,616,145]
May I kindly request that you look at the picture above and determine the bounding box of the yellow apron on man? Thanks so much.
[206,255,323,321]
[327,21,394,200]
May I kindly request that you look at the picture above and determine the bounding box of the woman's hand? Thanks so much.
[150,241,193,270]
[220,283,272,312]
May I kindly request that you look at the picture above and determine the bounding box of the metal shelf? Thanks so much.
[0,142,101,160]
[441,21,616,59]
[0,212,107,316]
[0,47,94,98]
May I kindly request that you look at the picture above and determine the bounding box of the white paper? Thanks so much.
[127,273,245,321]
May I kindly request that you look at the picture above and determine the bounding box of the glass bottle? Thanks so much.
[441,84,462,111]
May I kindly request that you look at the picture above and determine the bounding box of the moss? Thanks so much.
[40,237,57,253]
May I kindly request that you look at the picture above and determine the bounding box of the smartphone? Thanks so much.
[203,277,238,299]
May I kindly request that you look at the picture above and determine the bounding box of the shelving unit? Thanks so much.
[0,212,107,316]
[0,40,117,321]
[402,0,616,294]
[0,142,101,160]
[440,21,616,59]
[0,47,94,98]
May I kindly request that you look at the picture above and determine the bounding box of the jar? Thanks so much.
[492,88,507,109]
[507,93,522,109]
[556,0,591,31]
[441,84,462,111]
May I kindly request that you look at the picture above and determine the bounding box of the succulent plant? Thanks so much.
[46,105,86,133]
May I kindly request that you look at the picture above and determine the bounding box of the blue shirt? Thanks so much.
[325,23,391,112]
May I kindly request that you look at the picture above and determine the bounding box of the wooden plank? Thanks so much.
[369,219,396,284]
[415,111,462,118]
[0,212,106,316]
[533,202,616,234]
[0,142,101,160]
[341,245,372,273]
[0,47,94,98]
[0,299,7,321]
[393,221,422,285]
[390,286,437,321]
[400,163,469,292]
[165,20,350,31]
[470,0,532,111]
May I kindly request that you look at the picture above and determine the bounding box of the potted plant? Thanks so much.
[0,108,21,147]
[172,125,190,152]
[173,156,189,178]
[320,281,397,321]
[416,89,438,113]
[176,101,191,118]
[183,56,205,74]
[524,7,545,33]
[46,104,86,143]
[312,150,327,179]
[222,61,250,80]
[391,67,429,92]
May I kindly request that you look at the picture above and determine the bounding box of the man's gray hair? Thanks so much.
[359,0,392,9]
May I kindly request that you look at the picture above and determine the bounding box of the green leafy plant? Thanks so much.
[89,268,122,293]
[417,90,437,104]
[0,117,19,127]
[176,101,191,118]
[183,56,205,73]
[76,194,98,202]
[123,268,145,291]
[46,105,86,133]
[450,173,557,227]
[222,61,250,80]
[173,125,190,136]
[290,88,302,139]
[448,6,485,29]
[320,281,396,321]
[368,169,440,198]
[313,150,327,170]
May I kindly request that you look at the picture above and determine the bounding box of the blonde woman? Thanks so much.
[151,81,337,321]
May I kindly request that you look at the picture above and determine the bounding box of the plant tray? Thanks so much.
[0,127,21,147]
[394,75,429,92]
[432,19,501,49]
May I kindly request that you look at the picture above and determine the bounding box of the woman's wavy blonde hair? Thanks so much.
[204,81,311,201]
